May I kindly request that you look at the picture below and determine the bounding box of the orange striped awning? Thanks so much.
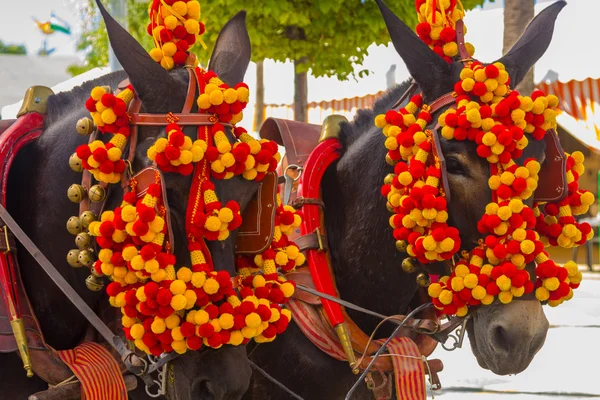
[537,78,600,144]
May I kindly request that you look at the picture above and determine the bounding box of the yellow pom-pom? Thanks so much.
[171,294,187,311]
[543,277,560,291]
[497,206,512,221]
[472,285,486,300]
[375,114,387,128]
[151,318,166,334]
[488,176,501,191]
[481,294,494,305]
[209,89,224,106]
[455,264,470,278]
[204,278,219,295]
[443,42,458,57]
[194,310,210,325]
[101,109,117,125]
[465,43,475,56]
[245,312,262,329]
[204,216,221,232]
[149,48,163,62]
[164,15,178,30]
[130,255,144,271]
[456,306,469,317]
[184,19,200,35]
[428,283,442,298]
[519,239,535,255]
[535,286,550,302]
[464,273,478,289]
[511,286,525,297]
[439,290,453,305]
[171,327,184,342]
[144,259,159,274]
[498,291,513,304]
[564,261,579,277]
[162,42,177,58]
[90,87,106,102]
[160,56,175,70]
[169,280,186,296]
[219,314,234,330]
[496,275,512,292]
[172,340,187,354]
[171,1,187,15]
[281,282,295,298]
[130,324,145,340]
[461,78,475,92]
[451,276,465,292]
[176,267,193,282]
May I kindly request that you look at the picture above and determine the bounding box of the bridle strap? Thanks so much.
[455,19,471,65]
[130,113,229,127]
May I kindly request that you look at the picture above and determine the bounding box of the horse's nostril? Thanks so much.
[192,380,216,400]
[491,324,510,353]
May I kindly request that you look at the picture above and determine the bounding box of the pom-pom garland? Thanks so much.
[376,58,594,316]
[147,0,206,71]
[78,85,135,183]
[414,0,475,63]
[375,95,461,264]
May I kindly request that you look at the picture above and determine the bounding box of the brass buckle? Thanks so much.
[3,225,11,254]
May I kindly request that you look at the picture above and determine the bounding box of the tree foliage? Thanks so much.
[0,40,27,55]
[70,0,490,79]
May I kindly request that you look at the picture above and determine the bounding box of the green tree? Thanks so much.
[0,40,27,55]
[70,0,491,122]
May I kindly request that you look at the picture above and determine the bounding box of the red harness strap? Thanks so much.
[296,138,343,326]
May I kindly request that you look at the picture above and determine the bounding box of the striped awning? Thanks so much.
[537,78,600,146]
[260,78,600,152]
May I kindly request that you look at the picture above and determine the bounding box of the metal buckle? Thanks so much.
[283,164,302,205]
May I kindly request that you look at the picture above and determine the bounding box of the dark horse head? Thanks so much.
[373,0,566,375]
[0,3,257,400]
[96,2,257,398]
[245,4,566,399]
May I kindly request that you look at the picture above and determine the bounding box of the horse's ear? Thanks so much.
[495,1,566,88]
[95,0,176,111]
[374,0,450,101]
[208,11,251,86]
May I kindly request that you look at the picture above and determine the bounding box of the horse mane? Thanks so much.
[45,71,126,126]
[339,79,414,149]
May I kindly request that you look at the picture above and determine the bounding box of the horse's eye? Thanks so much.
[446,156,465,175]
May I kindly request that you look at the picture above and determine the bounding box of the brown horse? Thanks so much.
[0,2,257,400]
[245,1,566,399]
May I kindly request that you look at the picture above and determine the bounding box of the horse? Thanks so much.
[245,1,566,399]
[0,2,258,399]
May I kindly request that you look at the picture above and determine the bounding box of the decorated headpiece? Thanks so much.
[64,1,304,356]
[375,1,594,317]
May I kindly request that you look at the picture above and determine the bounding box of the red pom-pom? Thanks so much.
[180,322,195,338]
[156,288,173,306]
[198,323,215,338]
[187,335,202,350]
[106,282,122,297]
[485,64,499,78]
[144,282,159,298]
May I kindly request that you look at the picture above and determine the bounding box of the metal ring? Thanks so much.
[145,380,163,398]
[124,352,149,375]
[284,164,303,182]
